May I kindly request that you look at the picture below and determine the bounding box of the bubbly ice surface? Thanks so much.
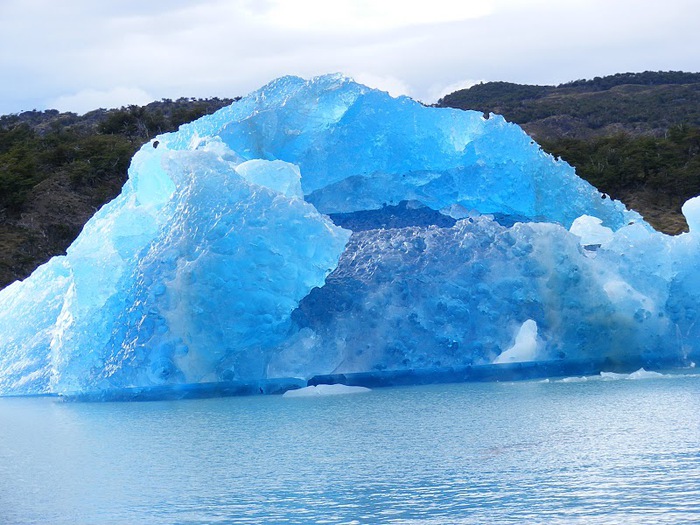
[0,74,698,398]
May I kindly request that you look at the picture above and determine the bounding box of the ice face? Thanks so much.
[0,74,697,398]
[268,216,683,379]
[0,258,71,393]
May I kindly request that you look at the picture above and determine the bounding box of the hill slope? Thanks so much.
[0,98,235,288]
[437,71,700,234]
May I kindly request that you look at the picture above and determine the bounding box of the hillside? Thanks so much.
[0,98,235,288]
[437,71,700,234]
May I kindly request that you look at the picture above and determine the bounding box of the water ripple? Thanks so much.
[0,377,699,524]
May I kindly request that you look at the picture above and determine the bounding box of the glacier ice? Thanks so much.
[0,74,698,399]
[683,197,700,232]
[569,215,614,247]
[493,320,540,364]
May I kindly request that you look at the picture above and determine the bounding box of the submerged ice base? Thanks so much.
[0,74,698,398]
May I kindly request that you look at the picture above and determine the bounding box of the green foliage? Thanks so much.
[559,71,700,91]
[540,125,700,203]
[438,71,700,131]
[438,71,700,232]
[0,97,237,288]
[0,124,40,210]
[0,123,137,210]
[0,97,235,214]
[98,97,237,139]
[438,82,552,112]
[98,106,150,138]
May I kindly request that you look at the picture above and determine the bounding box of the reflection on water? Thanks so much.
[1,376,699,524]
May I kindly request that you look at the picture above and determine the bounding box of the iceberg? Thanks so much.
[0,74,698,398]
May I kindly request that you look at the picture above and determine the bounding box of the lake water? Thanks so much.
[1,374,699,524]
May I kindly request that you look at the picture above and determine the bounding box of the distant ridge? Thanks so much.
[559,71,700,90]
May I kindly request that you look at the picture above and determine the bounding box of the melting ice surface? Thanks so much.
[0,74,699,398]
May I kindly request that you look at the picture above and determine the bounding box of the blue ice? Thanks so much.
[0,74,698,398]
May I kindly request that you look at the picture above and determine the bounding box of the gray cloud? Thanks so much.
[0,0,698,114]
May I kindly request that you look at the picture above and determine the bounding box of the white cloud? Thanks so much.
[257,0,495,32]
[426,79,482,104]
[0,0,699,114]
[350,73,413,98]
[50,87,155,114]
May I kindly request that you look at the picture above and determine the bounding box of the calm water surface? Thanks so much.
[1,376,699,524]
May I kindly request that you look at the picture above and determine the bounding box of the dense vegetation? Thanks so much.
[0,98,234,288]
[438,71,700,234]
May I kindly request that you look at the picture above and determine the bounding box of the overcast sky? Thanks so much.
[1,0,698,115]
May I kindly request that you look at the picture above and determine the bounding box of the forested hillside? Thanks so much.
[438,71,700,234]
[0,98,234,288]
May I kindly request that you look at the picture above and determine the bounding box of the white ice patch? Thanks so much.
[570,215,614,246]
[601,368,664,380]
[282,384,371,398]
[494,319,539,364]
[682,196,700,233]
[558,376,589,383]
[627,368,665,380]
[557,368,666,383]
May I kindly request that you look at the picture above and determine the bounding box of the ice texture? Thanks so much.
[0,74,698,398]
[570,215,614,247]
